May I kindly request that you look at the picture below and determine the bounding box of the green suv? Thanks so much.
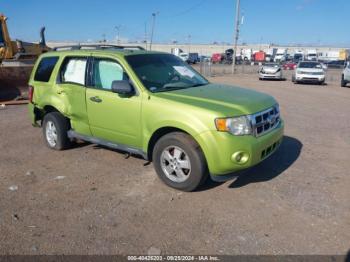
[28,45,284,191]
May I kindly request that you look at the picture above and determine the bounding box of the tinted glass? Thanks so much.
[34,57,59,82]
[298,62,322,69]
[92,59,128,90]
[126,54,208,93]
[61,57,87,85]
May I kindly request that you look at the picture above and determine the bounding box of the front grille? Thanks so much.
[299,71,323,75]
[251,106,280,137]
[302,77,319,81]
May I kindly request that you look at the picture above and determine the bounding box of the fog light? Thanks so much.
[231,151,249,164]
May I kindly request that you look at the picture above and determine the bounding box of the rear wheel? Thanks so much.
[152,132,208,191]
[42,112,71,150]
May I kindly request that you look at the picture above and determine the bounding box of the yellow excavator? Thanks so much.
[0,14,50,102]
[0,14,50,61]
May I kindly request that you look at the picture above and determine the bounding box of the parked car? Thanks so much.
[325,60,346,69]
[320,62,328,70]
[179,53,189,62]
[341,62,350,87]
[282,61,297,70]
[187,53,199,64]
[259,63,283,80]
[28,45,284,191]
[200,55,210,62]
[293,53,303,62]
[292,61,325,85]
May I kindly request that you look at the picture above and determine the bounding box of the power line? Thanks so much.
[165,0,207,19]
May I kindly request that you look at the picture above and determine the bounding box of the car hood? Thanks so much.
[297,68,324,73]
[153,83,277,116]
[262,66,280,73]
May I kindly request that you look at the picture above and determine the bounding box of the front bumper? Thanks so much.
[295,74,325,83]
[259,72,282,79]
[195,120,284,179]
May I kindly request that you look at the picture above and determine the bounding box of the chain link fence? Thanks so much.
[194,61,342,84]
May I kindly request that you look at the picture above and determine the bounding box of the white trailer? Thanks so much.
[274,48,287,62]
[318,50,340,62]
[306,49,318,61]
[241,48,252,61]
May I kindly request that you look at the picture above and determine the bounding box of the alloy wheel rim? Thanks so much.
[45,121,58,147]
[160,146,191,183]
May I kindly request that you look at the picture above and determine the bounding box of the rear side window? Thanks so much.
[60,57,87,85]
[34,56,59,82]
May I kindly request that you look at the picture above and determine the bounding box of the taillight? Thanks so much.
[28,85,34,103]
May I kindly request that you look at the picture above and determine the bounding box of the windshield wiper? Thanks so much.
[190,83,209,87]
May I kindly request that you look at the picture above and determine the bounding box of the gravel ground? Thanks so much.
[0,72,349,255]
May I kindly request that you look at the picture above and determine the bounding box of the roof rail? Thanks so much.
[52,44,146,51]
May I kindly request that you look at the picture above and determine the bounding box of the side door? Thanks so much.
[85,56,142,148]
[54,56,91,136]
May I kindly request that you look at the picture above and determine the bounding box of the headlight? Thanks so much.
[215,116,252,135]
[297,70,303,74]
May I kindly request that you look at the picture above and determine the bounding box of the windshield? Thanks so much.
[298,62,322,68]
[126,54,209,93]
[264,63,279,67]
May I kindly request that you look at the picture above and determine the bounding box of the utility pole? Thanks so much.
[114,25,122,45]
[115,25,121,44]
[150,12,159,51]
[144,22,148,50]
[232,0,240,74]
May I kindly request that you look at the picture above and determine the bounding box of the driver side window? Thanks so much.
[92,58,128,90]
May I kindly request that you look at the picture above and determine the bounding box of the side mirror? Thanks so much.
[111,80,134,95]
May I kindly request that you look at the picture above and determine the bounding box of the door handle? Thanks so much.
[57,89,65,94]
[90,96,102,103]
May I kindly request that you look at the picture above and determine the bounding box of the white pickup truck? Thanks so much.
[341,62,350,87]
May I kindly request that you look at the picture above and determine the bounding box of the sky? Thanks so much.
[1,0,349,46]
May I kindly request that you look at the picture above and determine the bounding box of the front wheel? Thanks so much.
[341,75,347,87]
[152,132,208,191]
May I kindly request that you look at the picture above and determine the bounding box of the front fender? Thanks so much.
[142,118,208,153]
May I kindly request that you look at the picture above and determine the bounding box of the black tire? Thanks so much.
[341,75,347,87]
[42,112,71,150]
[152,132,208,192]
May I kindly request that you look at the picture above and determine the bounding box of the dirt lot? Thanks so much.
[0,71,349,255]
